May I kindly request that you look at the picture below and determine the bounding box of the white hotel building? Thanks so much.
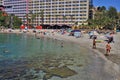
[3,0,93,26]
[0,0,3,5]
[4,0,28,20]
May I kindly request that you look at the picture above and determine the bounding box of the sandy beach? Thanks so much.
[0,29,120,80]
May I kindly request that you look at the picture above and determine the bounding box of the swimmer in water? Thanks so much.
[61,42,63,47]
[3,50,9,53]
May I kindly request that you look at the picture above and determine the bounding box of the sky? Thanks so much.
[93,0,120,12]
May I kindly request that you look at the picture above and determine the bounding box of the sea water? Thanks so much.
[0,33,65,59]
[0,33,116,80]
[0,33,89,79]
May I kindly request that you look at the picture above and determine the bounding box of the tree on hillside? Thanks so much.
[107,6,118,19]
[97,6,106,12]
[88,9,105,29]
[88,6,119,30]
[106,6,118,29]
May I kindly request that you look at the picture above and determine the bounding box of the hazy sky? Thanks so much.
[93,0,120,12]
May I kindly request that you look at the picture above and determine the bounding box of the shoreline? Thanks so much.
[0,29,120,79]
[0,29,119,63]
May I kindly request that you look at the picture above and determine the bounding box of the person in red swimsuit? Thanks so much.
[105,42,111,56]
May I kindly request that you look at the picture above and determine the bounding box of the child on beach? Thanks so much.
[105,42,111,56]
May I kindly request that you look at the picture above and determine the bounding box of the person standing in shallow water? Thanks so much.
[61,42,63,48]
[105,42,111,56]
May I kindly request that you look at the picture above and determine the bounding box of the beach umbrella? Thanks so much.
[20,25,25,29]
[36,26,42,29]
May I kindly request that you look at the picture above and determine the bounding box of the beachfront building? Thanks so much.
[0,0,5,11]
[3,0,29,24]
[31,0,91,26]
[3,0,92,26]
[0,5,4,11]
[0,0,3,5]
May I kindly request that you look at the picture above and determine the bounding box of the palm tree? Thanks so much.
[40,10,44,25]
[48,14,51,25]
[10,14,14,28]
[27,12,38,28]
[34,12,40,26]
[70,15,73,26]
[29,11,35,27]
[55,15,59,25]
[30,13,36,27]
[63,15,66,25]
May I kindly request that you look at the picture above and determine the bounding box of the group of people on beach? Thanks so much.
[92,32,114,56]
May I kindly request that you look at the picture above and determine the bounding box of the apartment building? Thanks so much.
[3,0,92,26]
[4,0,29,22]
[0,0,4,11]
[31,0,90,25]
[0,0,3,5]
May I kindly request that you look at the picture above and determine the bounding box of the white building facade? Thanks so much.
[4,0,28,22]
[4,0,92,26]
[0,0,3,5]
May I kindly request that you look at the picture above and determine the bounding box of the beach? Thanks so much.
[45,30,120,80]
[0,29,120,80]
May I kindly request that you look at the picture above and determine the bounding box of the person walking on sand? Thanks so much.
[92,37,96,49]
[108,33,114,43]
[105,42,111,56]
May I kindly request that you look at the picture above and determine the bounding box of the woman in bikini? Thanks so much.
[105,42,111,56]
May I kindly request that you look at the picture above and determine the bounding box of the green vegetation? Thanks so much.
[88,6,120,30]
[28,10,44,27]
[13,16,22,28]
[0,11,22,29]
[40,10,44,25]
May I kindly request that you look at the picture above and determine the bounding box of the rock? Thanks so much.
[23,74,38,79]
[2,71,18,79]
[77,64,83,67]
[43,73,52,80]
[44,66,77,79]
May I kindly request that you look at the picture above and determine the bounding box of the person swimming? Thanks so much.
[3,50,9,53]
[61,42,63,48]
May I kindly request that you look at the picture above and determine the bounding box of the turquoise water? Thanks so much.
[0,33,91,79]
[0,33,115,80]
[0,33,70,59]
